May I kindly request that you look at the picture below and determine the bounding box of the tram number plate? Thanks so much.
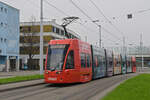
[48,77,57,81]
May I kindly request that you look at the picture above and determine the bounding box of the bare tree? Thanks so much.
[20,16,40,70]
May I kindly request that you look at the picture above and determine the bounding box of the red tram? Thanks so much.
[45,39,136,84]
[132,56,136,72]
[45,39,92,83]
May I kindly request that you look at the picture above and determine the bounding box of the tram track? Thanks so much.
[0,73,137,100]
[61,74,131,100]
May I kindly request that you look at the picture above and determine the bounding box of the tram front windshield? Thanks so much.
[46,44,69,71]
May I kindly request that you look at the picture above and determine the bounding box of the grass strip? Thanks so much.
[102,74,150,100]
[0,74,44,85]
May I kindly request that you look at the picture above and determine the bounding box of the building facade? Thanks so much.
[20,20,80,70]
[0,1,19,72]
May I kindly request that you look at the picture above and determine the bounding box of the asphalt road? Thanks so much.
[0,73,137,100]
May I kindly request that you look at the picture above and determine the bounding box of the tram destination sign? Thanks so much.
[50,45,66,49]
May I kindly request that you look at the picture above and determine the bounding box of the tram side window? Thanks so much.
[94,56,98,67]
[110,61,113,67]
[115,59,117,66]
[132,61,136,66]
[122,61,125,66]
[86,54,91,67]
[127,61,129,66]
[97,56,101,67]
[66,51,74,69]
[117,60,120,67]
[116,61,118,66]
[109,58,113,67]
[102,56,106,66]
[80,53,86,68]
[118,61,120,66]
[128,61,131,66]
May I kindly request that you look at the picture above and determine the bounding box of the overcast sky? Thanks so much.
[1,0,150,47]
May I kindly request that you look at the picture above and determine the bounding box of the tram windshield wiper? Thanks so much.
[50,67,56,71]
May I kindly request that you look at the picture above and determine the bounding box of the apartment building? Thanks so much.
[0,1,19,72]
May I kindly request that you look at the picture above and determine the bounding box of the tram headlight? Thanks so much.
[45,71,49,74]
[56,71,61,74]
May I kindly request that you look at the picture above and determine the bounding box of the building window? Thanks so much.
[1,38,3,42]
[66,33,70,38]
[1,22,3,27]
[72,35,75,38]
[69,33,71,38]
[0,7,3,12]
[72,35,74,39]
[61,30,64,35]
[56,28,60,34]
[70,35,73,38]
[52,26,55,33]
[28,27,31,32]
[74,36,77,39]
[4,8,7,13]
[4,38,7,43]
[69,34,72,38]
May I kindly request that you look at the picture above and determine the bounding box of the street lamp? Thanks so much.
[92,20,101,48]
[40,0,44,74]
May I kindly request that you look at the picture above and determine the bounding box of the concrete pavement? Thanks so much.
[0,79,45,92]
